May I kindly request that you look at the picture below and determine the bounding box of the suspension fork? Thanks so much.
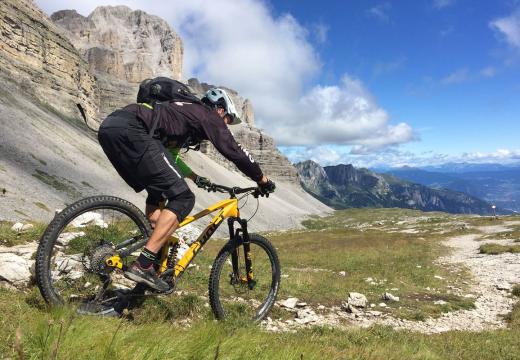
[240,219,256,289]
[228,218,240,282]
[227,218,256,289]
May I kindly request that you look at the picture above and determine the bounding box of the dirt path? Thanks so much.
[370,232,519,333]
[265,225,520,334]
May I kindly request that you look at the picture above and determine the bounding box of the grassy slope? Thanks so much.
[1,209,520,359]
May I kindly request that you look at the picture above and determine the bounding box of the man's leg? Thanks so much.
[126,190,195,291]
[143,208,179,253]
[146,203,161,229]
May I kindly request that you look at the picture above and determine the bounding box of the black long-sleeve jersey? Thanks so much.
[122,102,264,182]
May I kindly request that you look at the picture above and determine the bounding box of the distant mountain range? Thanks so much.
[384,165,520,212]
[296,160,507,215]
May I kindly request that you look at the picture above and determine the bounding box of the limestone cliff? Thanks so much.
[51,6,183,118]
[0,0,99,120]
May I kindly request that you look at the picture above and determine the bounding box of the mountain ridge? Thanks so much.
[296,160,504,215]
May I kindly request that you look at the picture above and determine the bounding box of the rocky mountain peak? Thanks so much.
[295,160,328,180]
[51,6,183,83]
[324,164,358,186]
[294,160,332,194]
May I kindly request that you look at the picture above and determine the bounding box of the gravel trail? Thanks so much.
[266,225,520,334]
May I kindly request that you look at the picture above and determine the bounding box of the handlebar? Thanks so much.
[203,183,265,198]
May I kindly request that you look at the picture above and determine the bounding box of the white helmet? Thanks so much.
[202,88,242,125]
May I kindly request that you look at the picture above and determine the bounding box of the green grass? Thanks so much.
[0,221,46,246]
[1,209,520,359]
[81,181,94,188]
[513,285,520,297]
[479,243,520,255]
[32,169,80,198]
[480,228,520,242]
[14,209,29,218]
[30,153,47,166]
[34,201,51,212]
[1,287,520,359]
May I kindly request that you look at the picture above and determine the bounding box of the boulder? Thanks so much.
[10,222,23,232]
[347,292,368,308]
[70,212,108,228]
[56,232,86,246]
[21,224,34,231]
[0,253,33,286]
[0,242,38,260]
[280,297,299,309]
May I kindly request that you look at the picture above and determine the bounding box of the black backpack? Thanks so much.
[137,77,202,105]
[137,77,206,144]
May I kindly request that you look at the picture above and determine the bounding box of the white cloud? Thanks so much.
[309,23,329,44]
[36,0,414,152]
[433,0,455,9]
[367,3,391,22]
[490,8,520,50]
[479,66,497,78]
[373,57,406,76]
[270,75,416,149]
[440,68,469,84]
[282,146,520,169]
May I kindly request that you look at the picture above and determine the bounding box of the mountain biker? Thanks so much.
[97,79,276,291]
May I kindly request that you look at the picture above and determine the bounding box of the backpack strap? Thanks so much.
[147,102,161,139]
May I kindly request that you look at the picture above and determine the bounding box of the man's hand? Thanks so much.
[258,178,276,197]
[194,175,212,189]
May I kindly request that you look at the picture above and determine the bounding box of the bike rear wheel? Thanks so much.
[35,196,151,305]
[208,234,280,321]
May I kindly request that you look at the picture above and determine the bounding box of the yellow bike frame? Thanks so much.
[106,198,240,282]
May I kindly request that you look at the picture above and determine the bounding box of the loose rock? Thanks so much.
[382,292,400,302]
[21,224,34,231]
[280,297,299,309]
[10,222,24,232]
[496,283,512,291]
[347,292,368,308]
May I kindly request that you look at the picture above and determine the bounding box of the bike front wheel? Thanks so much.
[208,233,281,321]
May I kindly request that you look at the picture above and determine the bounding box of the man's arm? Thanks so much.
[168,147,213,187]
[200,114,264,183]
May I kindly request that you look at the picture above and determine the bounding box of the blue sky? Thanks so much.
[272,0,520,166]
[37,0,520,167]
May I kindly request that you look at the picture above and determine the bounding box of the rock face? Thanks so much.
[188,78,299,184]
[51,6,183,118]
[296,160,500,215]
[0,0,99,120]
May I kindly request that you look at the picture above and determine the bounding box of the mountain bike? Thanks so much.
[35,184,281,321]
